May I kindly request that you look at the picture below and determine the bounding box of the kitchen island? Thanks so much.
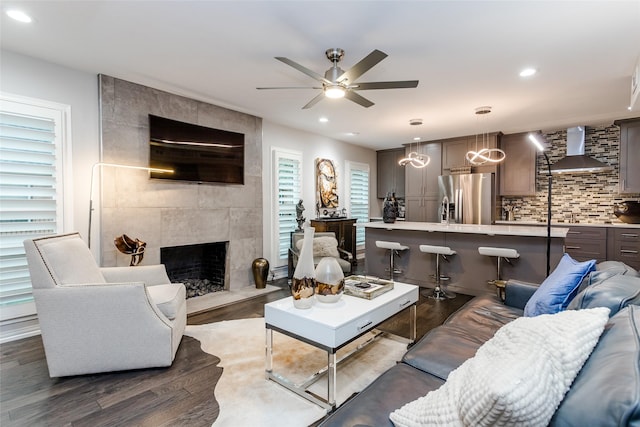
[363,221,569,297]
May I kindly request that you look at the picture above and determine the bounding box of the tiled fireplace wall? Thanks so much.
[99,75,263,290]
[502,124,640,223]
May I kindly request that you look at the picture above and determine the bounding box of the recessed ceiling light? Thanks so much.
[318,117,329,123]
[346,132,359,136]
[6,9,32,23]
[413,137,421,141]
[519,68,537,77]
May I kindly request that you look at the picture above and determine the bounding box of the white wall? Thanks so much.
[0,50,100,242]
[262,120,378,267]
[0,50,378,277]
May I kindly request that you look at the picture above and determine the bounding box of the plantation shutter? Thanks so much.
[276,154,301,260]
[0,100,63,320]
[349,165,369,246]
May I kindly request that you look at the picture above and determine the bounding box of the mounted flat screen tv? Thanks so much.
[149,114,244,184]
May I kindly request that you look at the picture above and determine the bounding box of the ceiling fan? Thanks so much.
[257,48,419,109]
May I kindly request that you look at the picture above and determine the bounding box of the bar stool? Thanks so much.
[478,246,520,300]
[419,245,457,300]
[375,241,409,281]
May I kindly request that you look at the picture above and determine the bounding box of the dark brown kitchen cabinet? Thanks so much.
[404,142,442,221]
[310,218,357,262]
[405,142,441,198]
[608,227,640,269]
[441,133,501,174]
[405,196,439,222]
[499,132,537,196]
[564,226,607,263]
[615,118,640,194]
[376,148,405,198]
[442,136,471,171]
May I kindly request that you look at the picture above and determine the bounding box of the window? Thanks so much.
[346,161,369,247]
[0,94,70,321]
[272,149,302,263]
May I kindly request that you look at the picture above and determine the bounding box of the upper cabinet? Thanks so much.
[441,133,502,175]
[441,136,470,171]
[615,118,640,194]
[376,148,406,198]
[499,132,537,196]
[404,142,442,198]
[404,142,442,222]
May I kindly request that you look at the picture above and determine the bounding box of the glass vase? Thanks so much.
[291,226,316,309]
[315,257,344,303]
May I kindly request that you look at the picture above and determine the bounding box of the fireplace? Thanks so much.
[161,242,229,298]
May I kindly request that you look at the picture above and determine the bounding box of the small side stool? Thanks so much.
[419,245,457,300]
[375,240,409,281]
[478,246,520,300]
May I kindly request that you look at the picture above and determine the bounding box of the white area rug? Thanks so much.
[184,317,408,427]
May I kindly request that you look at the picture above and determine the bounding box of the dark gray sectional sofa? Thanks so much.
[319,261,640,426]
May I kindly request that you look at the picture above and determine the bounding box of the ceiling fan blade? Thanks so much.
[275,57,332,85]
[344,90,374,108]
[302,93,325,109]
[337,49,387,84]
[256,86,321,90]
[351,80,419,90]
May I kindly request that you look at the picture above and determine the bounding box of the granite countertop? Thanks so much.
[495,220,640,229]
[360,221,569,238]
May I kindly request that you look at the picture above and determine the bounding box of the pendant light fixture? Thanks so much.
[465,106,506,165]
[399,119,430,169]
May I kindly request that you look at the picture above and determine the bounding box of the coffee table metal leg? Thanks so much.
[328,351,337,408]
[409,304,417,343]
[265,327,273,378]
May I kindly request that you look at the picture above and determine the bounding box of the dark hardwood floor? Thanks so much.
[1,275,472,427]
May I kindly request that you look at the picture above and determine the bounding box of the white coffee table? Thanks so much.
[264,281,418,411]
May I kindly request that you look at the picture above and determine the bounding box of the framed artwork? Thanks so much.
[316,158,339,209]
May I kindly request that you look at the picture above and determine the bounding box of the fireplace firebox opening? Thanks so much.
[160,242,229,298]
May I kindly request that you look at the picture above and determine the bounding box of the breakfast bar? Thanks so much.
[363,221,570,296]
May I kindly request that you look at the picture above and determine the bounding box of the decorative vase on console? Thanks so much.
[315,257,345,303]
[383,192,397,223]
[291,226,316,309]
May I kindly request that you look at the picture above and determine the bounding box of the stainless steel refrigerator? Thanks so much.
[438,173,495,225]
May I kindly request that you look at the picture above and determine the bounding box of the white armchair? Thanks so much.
[23,232,186,377]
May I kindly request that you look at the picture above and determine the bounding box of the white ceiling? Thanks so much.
[1,1,639,150]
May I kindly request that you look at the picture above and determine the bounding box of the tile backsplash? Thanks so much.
[501,124,640,223]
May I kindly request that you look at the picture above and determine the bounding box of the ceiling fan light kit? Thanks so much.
[258,48,419,109]
[324,85,346,99]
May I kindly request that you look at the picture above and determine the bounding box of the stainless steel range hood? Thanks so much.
[550,127,613,174]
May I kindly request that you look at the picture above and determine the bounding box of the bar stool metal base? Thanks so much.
[478,246,520,299]
[425,284,456,300]
[419,245,457,300]
[375,240,409,281]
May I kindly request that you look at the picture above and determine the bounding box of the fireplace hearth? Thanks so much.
[161,242,228,299]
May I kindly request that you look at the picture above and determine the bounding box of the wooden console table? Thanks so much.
[311,218,357,263]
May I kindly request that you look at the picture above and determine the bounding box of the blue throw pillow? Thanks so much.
[524,253,596,317]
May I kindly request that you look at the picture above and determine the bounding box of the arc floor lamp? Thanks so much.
[528,133,552,277]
